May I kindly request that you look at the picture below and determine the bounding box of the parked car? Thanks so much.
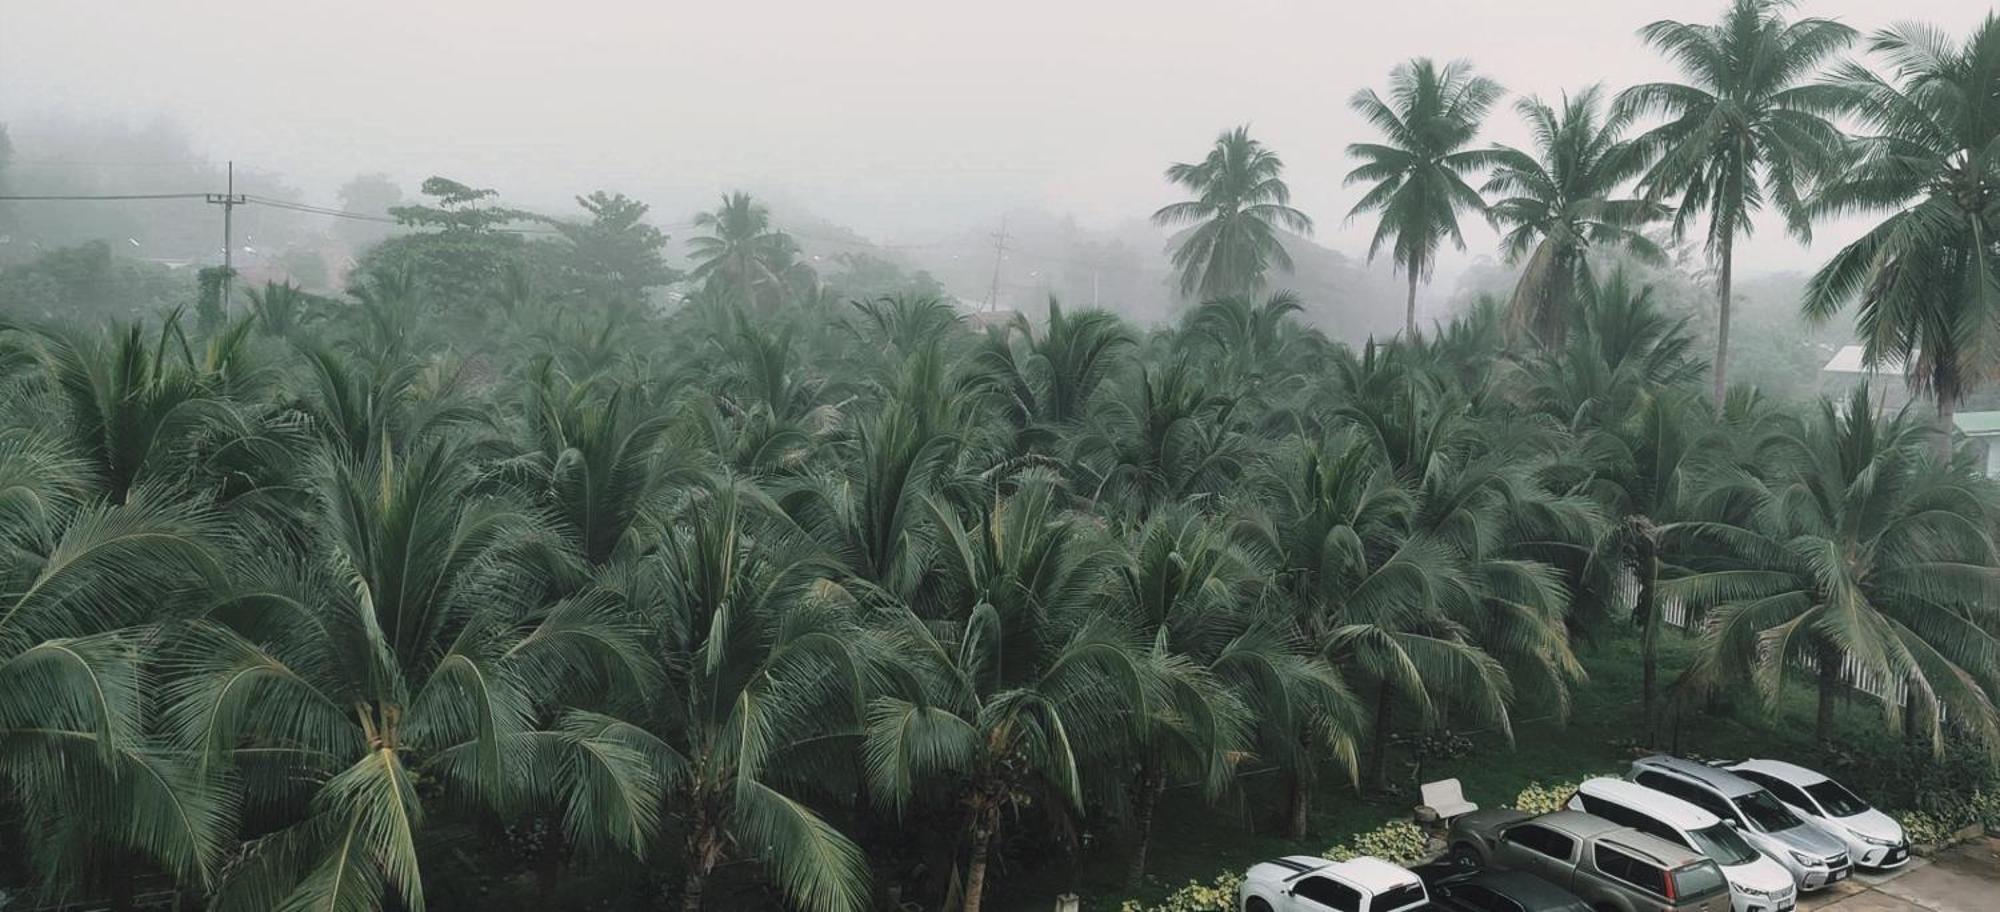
[1421,867,1593,912]
[1237,855,1429,912]
[1568,777,1797,912]
[1628,755,1852,891]
[1446,808,1733,912]
[1725,758,1910,869]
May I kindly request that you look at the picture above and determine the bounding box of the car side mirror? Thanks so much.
[1723,820,1740,829]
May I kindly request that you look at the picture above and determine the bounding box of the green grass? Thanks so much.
[995,628,1904,912]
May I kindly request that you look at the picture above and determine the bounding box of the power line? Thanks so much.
[0,192,210,201]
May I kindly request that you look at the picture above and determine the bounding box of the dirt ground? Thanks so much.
[1801,837,2000,912]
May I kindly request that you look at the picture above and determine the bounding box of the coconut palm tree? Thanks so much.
[1620,0,1855,405]
[1667,388,2000,749]
[687,192,794,314]
[631,478,873,912]
[1346,58,1504,336]
[1800,16,2000,458]
[0,431,232,910]
[1484,86,1667,348]
[176,440,662,912]
[862,471,1145,912]
[1073,360,1248,520]
[1152,126,1315,300]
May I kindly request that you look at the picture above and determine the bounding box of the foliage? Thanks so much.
[1153,126,1314,300]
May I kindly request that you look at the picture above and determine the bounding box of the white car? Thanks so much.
[1568,777,1797,912]
[1726,759,1910,869]
[1237,855,1429,912]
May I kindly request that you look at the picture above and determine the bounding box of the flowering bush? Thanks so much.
[1900,789,2000,850]
[1120,872,1243,912]
[1323,820,1430,864]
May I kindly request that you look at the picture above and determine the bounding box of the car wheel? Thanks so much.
[1244,898,1274,912]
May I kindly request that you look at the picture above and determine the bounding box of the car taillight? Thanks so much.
[1662,869,1677,901]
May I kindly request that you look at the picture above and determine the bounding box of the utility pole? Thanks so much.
[983,216,1009,313]
[205,160,245,313]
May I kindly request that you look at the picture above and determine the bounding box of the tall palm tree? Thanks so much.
[1668,388,2000,748]
[1801,16,2000,458]
[863,472,1145,912]
[179,441,661,912]
[1620,0,1855,405]
[1484,86,1667,348]
[1152,126,1315,300]
[1346,58,1504,336]
[687,192,794,314]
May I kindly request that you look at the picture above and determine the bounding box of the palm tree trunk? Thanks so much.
[1937,390,1958,462]
[1405,271,1419,337]
[1711,229,1734,408]
[1816,643,1842,746]
[1285,761,1313,840]
[1367,682,1395,790]
[680,817,723,912]
[962,803,1000,912]
[1125,765,1166,889]
[1637,536,1661,746]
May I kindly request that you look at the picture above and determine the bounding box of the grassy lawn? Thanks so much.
[996,627,1896,911]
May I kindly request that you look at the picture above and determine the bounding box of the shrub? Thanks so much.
[1119,872,1243,912]
[1323,820,1430,864]
[1510,780,1584,815]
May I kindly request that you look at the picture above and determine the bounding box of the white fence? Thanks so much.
[1650,586,1931,716]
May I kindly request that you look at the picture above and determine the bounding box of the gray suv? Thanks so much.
[1628,755,1851,891]
[1447,808,1732,912]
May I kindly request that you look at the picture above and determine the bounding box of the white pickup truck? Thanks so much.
[1236,855,1430,912]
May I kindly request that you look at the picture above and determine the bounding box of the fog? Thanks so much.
[1,0,1990,326]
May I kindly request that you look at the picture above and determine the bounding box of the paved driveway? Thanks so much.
[1801,837,1999,912]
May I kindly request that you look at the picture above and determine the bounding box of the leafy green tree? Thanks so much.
[1620,0,1855,405]
[1346,59,1504,336]
[553,192,678,317]
[1152,127,1315,300]
[1484,86,1666,348]
[1669,388,2000,748]
[1801,16,2000,456]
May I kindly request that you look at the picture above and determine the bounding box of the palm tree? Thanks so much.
[179,441,662,912]
[0,431,232,909]
[687,192,794,314]
[633,478,872,912]
[1152,126,1315,300]
[863,472,1145,912]
[1801,16,2000,458]
[1346,58,1504,336]
[1620,0,1855,405]
[1074,360,1247,519]
[1668,388,2000,749]
[1484,86,1667,348]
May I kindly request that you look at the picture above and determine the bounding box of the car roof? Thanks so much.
[1598,827,1709,868]
[1729,758,1829,787]
[1449,869,1587,907]
[1633,753,1760,798]
[1577,777,1723,830]
[1530,809,1622,839]
[1323,856,1421,892]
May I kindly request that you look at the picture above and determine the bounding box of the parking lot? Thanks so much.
[1801,838,1999,912]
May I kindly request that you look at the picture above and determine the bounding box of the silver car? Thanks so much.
[1628,755,1852,892]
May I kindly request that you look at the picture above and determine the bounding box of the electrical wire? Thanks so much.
[0,192,210,201]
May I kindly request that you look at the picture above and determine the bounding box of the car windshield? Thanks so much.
[1804,779,1869,818]
[1686,822,1761,866]
[1734,789,1803,831]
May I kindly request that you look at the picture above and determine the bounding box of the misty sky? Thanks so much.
[3,0,1991,282]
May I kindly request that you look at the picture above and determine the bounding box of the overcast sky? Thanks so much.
[2,0,1991,279]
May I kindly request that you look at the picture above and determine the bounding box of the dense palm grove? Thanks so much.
[1,3,1999,912]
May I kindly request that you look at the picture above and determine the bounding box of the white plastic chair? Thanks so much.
[1420,778,1478,821]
